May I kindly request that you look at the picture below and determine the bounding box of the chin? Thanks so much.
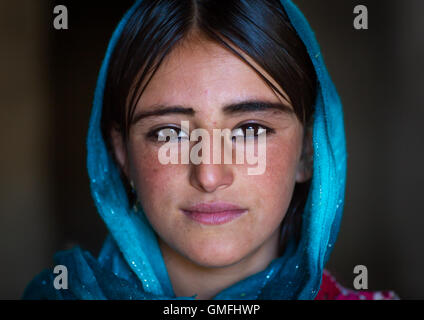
[184,240,249,268]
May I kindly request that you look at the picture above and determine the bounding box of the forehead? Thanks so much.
[138,37,289,111]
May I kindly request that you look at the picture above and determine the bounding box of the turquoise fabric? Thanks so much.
[23,0,346,300]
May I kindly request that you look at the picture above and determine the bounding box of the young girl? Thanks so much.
[23,0,397,300]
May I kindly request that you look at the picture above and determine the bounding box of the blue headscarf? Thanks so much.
[23,0,346,300]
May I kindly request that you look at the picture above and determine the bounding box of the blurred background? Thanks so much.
[0,0,423,299]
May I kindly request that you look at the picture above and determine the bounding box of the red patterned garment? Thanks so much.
[314,270,399,300]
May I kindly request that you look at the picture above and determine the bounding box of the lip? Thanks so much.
[181,202,247,225]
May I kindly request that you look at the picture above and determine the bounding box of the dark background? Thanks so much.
[1,0,423,299]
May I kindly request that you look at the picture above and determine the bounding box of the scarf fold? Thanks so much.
[23,0,346,300]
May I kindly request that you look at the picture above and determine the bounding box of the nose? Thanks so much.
[190,162,234,193]
[189,131,234,193]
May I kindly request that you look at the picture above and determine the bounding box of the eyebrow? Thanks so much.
[131,100,293,125]
[222,100,293,116]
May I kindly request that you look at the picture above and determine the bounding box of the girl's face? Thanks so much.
[112,36,308,268]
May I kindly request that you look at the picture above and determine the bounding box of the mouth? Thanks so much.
[181,202,247,225]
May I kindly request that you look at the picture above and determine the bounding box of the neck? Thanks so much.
[159,228,280,300]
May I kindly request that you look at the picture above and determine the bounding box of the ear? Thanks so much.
[295,127,313,183]
[110,127,129,178]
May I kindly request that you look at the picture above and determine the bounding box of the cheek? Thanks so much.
[263,135,301,193]
[241,135,302,226]
[128,143,181,214]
